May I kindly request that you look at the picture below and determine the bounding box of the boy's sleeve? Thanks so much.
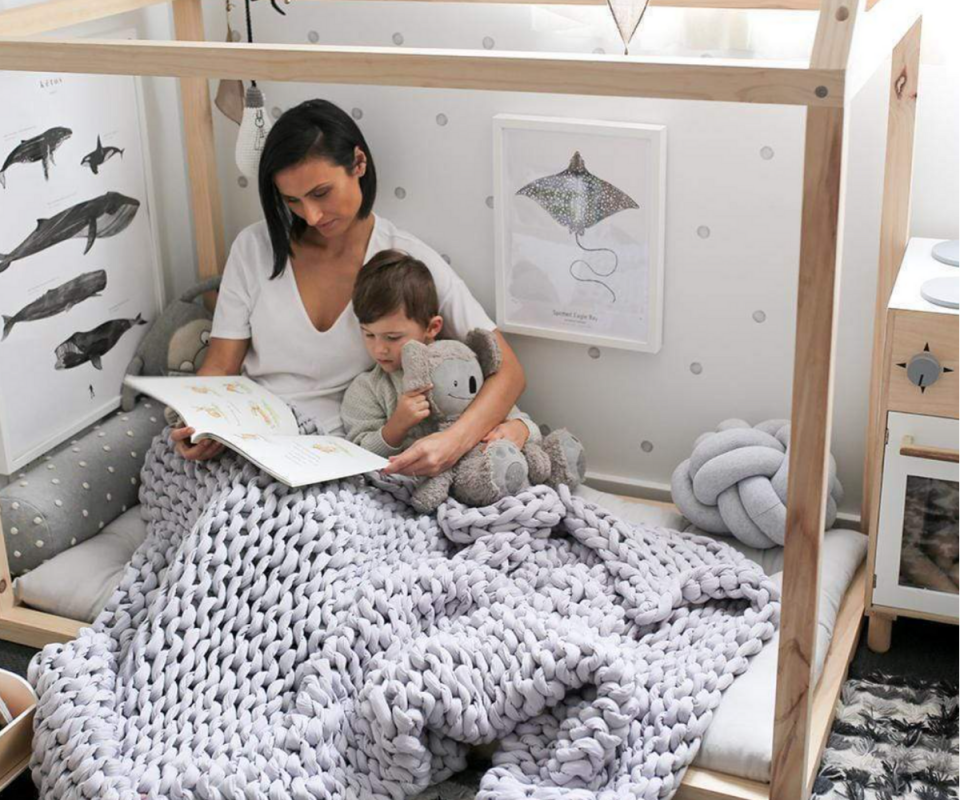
[506,406,541,444]
[341,373,404,458]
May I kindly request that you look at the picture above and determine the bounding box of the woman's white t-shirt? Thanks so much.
[211,215,495,434]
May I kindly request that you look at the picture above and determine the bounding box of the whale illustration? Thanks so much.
[54,312,147,370]
[0,191,140,273]
[81,136,125,175]
[2,269,107,341]
[0,126,72,188]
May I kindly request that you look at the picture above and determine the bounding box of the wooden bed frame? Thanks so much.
[0,0,922,797]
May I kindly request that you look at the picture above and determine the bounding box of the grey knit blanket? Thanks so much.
[28,425,780,800]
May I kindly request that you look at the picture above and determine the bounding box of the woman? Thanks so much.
[172,100,528,477]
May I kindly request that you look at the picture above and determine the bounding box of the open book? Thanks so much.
[124,375,388,487]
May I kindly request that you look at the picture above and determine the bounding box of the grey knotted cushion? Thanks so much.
[671,418,844,549]
[28,417,780,800]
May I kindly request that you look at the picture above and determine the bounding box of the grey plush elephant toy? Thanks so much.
[120,276,220,411]
[401,328,586,513]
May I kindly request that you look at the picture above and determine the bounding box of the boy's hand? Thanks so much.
[481,419,530,450]
[382,386,432,447]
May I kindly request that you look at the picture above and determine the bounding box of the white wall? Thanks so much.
[2,0,956,515]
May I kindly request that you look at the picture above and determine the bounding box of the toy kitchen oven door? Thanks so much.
[873,411,959,619]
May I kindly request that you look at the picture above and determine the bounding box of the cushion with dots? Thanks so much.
[14,505,148,622]
[0,399,165,578]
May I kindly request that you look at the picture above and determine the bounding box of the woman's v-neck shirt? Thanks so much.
[211,215,495,434]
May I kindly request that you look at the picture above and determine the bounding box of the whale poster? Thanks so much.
[0,67,161,474]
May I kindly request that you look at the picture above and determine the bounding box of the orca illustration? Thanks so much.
[81,135,125,175]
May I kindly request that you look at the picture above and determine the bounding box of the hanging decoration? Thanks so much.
[235,0,275,178]
[215,1,244,125]
[606,0,650,55]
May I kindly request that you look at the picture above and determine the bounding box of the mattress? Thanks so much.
[575,485,868,783]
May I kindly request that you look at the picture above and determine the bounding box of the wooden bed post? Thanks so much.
[770,1,860,798]
[171,0,226,285]
[861,18,922,572]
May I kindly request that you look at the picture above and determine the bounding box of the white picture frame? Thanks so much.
[494,114,665,353]
[0,30,163,475]
[874,412,959,619]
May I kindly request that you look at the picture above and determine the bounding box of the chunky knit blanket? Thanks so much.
[28,425,780,800]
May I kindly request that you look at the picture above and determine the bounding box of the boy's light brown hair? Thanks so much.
[353,249,440,328]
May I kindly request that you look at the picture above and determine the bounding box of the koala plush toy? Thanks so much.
[401,328,586,513]
[120,276,220,411]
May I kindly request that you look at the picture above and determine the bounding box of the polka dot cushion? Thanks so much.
[0,400,165,579]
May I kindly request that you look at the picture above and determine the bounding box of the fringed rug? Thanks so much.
[812,673,959,800]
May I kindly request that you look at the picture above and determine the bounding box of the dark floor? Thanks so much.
[3,618,957,799]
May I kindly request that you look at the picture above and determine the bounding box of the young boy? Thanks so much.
[341,249,539,457]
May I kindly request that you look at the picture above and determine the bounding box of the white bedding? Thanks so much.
[575,485,868,783]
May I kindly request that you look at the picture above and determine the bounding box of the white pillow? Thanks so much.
[15,505,148,623]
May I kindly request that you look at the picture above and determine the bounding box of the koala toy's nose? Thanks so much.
[469,376,478,395]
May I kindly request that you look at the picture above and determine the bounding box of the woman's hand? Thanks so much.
[382,429,469,477]
[481,419,530,450]
[170,426,225,462]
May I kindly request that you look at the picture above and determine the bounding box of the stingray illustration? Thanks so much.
[54,313,146,370]
[81,135,124,175]
[0,191,140,273]
[516,151,639,302]
[2,269,106,340]
[0,126,71,188]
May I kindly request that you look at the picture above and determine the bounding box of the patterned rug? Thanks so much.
[415,673,959,800]
[812,673,959,800]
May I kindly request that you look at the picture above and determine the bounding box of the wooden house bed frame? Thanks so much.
[0,0,923,797]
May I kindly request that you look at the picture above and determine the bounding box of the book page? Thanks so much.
[123,375,299,438]
[214,433,388,487]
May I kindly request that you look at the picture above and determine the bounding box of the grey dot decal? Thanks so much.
[307,30,320,43]
[441,254,451,264]
[271,106,283,120]
[593,47,606,54]
[485,195,494,209]
[753,310,767,323]
[392,32,404,46]
[394,187,407,200]
[697,226,711,239]
[760,146,775,160]
[9,527,17,536]
[435,113,448,127]
[640,440,654,453]
[690,362,703,375]
[588,346,601,360]
[351,108,363,120]
[230,29,242,42]
[482,36,495,50]
[539,424,552,436]
[238,176,249,188]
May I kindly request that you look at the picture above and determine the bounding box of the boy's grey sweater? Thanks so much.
[342,364,541,457]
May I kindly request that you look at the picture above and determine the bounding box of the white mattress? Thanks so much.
[575,485,867,783]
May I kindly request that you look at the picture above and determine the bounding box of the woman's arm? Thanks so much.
[171,337,250,461]
[382,330,525,476]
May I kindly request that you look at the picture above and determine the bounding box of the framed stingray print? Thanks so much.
[493,115,665,353]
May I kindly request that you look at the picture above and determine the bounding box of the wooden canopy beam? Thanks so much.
[0,38,843,106]
[0,0,169,37]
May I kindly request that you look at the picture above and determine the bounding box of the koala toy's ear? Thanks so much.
[401,340,432,392]
[466,328,502,378]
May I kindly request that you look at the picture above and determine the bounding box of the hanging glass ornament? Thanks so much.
[235,84,272,179]
[606,0,650,55]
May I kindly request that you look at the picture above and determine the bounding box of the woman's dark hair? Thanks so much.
[353,250,439,328]
[258,99,377,278]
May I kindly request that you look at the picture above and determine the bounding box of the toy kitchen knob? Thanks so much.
[906,351,942,391]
